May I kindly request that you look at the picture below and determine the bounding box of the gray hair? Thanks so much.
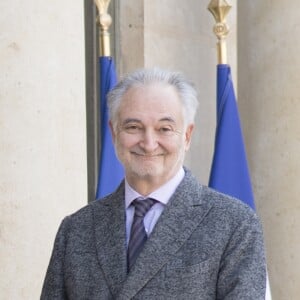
[107,67,199,128]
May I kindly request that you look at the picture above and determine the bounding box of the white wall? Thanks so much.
[0,1,87,298]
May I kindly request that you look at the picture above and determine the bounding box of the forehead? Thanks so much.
[120,83,182,113]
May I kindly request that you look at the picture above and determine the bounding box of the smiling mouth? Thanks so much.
[131,152,164,158]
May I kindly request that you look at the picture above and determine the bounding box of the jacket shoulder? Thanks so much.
[181,169,259,223]
[65,182,125,223]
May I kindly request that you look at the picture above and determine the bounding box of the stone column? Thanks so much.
[238,1,300,298]
[0,1,87,298]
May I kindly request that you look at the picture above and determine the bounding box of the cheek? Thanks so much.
[117,133,140,149]
[163,136,185,152]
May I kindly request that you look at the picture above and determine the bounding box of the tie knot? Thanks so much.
[132,198,157,217]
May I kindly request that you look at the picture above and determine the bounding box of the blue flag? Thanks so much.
[209,64,255,209]
[95,57,124,199]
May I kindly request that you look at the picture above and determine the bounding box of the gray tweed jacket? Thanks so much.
[41,169,266,299]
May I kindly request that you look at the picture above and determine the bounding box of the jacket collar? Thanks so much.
[92,182,128,297]
[93,170,213,299]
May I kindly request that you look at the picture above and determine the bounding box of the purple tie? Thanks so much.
[127,198,156,272]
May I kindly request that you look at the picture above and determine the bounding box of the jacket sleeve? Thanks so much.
[40,217,70,300]
[217,211,266,300]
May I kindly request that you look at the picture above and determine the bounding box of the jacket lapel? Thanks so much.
[116,171,214,299]
[92,183,128,297]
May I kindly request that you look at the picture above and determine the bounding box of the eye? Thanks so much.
[158,126,174,135]
[160,127,171,132]
[124,124,143,134]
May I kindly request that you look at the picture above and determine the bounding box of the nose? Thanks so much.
[139,129,159,153]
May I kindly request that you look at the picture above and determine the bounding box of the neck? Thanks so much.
[126,168,183,196]
[126,176,163,196]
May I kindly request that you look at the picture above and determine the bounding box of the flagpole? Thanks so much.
[207,0,231,64]
[207,2,273,299]
[94,0,112,57]
[94,0,124,198]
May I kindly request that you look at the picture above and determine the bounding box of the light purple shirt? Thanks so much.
[125,167,185,246]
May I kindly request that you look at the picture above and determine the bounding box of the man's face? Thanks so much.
[110,83,194,186]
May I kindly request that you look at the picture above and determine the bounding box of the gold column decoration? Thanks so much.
[207,0,232,64]
[94,0,112,57]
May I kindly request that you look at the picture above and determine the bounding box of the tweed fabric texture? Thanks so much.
[41,169,266,300]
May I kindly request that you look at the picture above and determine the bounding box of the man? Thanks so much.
[41,68,266,299]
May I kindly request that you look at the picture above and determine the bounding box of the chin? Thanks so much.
[131,165,164,179]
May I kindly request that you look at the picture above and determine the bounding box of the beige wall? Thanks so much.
[0,1,87,298]
[238,1,300,299]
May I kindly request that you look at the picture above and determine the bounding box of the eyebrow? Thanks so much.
[122,117,176,125]
[122,118,142,125]
[159,117,176,123]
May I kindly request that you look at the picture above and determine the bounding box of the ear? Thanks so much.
[184,124,194,151]
[109,121,116,144]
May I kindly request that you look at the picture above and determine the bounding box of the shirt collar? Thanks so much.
[125,167,185,208]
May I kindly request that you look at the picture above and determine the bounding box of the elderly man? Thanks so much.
[41,68,266,299]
